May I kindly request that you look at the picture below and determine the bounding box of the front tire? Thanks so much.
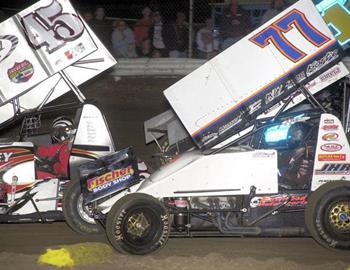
[305,180,350,250]
[63,180,103,235]
[106,193,170,255]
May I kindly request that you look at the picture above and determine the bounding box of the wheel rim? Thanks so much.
[126,212,151,237]
[77,194,96,224]
[121,206,161,248]
[328,200,350,232]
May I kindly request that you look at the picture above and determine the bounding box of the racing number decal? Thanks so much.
[250,9,330,62]
[22,0,84,53]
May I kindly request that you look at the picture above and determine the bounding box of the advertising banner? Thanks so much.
[80,148,139,204]
[312,114,350,190]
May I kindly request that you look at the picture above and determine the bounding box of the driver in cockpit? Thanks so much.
[35,117,75,179]
[278,122,315,188]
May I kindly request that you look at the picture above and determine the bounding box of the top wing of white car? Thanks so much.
[164,0,349,149]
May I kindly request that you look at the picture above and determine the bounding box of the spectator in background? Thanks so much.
[152,49,162,58]
[220,0,251,50]
[164,12,189,58]
[0,9,6,22]
[90,6,112,50]
[149,11,167,57]
[82,10,93,23]
[112,19,137,58]
[196,18,219,59]
[134,7,153,57]
[260,0,286,25]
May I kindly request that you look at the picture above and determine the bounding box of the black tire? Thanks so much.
[305,180,350,250]
[63,180,103,235]
[106,193,170,255]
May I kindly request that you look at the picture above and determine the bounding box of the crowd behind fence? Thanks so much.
[0,0,298,59]
[78,0,284,59]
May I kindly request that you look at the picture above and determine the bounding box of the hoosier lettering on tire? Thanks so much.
[63,180,104,235]
[305,180,350,250]
[106,193,170,255]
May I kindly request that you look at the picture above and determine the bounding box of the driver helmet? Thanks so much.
[51,116,76,143]
[286,122,311,149]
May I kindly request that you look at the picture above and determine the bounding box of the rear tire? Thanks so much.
[63,180,103,235]
[106,193,169,255]
[305,180,350,250]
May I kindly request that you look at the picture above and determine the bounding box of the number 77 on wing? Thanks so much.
[249,9,331,63]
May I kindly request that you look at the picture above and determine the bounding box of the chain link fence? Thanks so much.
[72,0,279,59]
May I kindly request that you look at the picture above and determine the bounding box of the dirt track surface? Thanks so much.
[0,222,349,270]
[0,74,349,270]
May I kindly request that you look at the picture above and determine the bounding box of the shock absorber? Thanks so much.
[0,180,6,203]
[174,197,188,231]
[10,175,18,205]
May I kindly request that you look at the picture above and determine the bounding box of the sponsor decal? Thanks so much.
[324,119,335,124]
[315,163,350,175]
[321,124,338,131]
[319,66,341,82]
[285,79,295,90]
[320,143,342,152]
[265,85,283,105]
[248,99,262,115]
[64,42,85,60]
[306,49,339,77]
[305,80,316,89]
[202,132,218,144]
[7,60,34,83]
[250,194,307,208]
[281,116,310,125]
[56,42,86,67]
[87,165,134,193]
[253,152,275,158]
[295,71,306,83]
[263,102,281,115]
[318,154,346,161]
[317,179,340,184]
[322,133,339,141]
[0,152,13,163]
[218,115,242,135]
[0,35,18,63]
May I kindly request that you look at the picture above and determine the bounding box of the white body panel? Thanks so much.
[137,150,278,198]
[312,114,350,190]
[98,149,278,213]
[10,179,59,215]
[3,162,35,186]
[73,104,115,150]
[0,142,35,185]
